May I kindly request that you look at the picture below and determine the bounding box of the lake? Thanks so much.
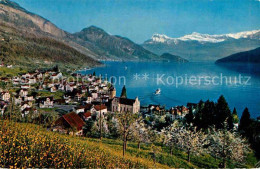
[79,61,260,118]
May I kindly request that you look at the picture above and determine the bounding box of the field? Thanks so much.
[0,120,168,168]
[0,120,257,168]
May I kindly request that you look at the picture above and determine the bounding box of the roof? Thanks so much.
[83,112,91,118]
[119,98,136,106]
[94,104,107,111]
[76,104,93,110]
[62,112,85,131]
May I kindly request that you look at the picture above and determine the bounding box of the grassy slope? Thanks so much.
[0,120,256,168]
[0,24,100,69]
[0,121,169,168]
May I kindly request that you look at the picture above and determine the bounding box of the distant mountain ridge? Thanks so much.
[216,47,260,63]
[73,26,159,61]
[143,30,260,62]
[148,30,260,44]
[160,53,188,63]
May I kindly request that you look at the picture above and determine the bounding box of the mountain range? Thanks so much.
[143,31,260,61]
[0,0,165,68]
[0,0,260,67]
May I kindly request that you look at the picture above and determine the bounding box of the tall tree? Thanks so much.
[120,85,127,98]
[208,124,250,168]
[194,100,204,128]
[165,125,208,162]
[185,106,194,126]
[201,100,215,129]
[215,95,233,129]
[239,107,251,133]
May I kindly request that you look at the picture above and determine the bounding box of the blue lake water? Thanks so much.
[79,61,260,118]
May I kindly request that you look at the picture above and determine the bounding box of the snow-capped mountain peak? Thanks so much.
[151,34,173,43]
[148,30,260,44]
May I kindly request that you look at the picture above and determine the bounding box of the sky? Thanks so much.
[12,0,260,43]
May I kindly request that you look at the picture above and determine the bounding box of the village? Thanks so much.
[0,65,190,136]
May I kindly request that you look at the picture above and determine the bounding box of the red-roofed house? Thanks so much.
[54,112,85,136]
[92,104,107,117]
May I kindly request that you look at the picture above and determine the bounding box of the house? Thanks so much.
[80,111,91,121]
[22,107,37,118]
[75,92,83,101]
[50,72,63,80]
[86,93,92,103]
[92,104,107,117]
[1,77,9,83]
[38,97,54,108]
[54,112,85,136]
[20,102,31,111]
[50,86,57,93]
[21,85,30,89]
[74,104,93,114]
[111,97,140,113]
[1,91,10,102]
[29,77,37,84]
[58,84,65,91]
[26,95,35,102]
[15,96,22,105]
[91,90,98,99]
[66,84,74,92]
[148,105,166,115]
[19,89,28,97]
[12,77,20,85]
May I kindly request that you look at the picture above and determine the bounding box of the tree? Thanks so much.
[193,100,204,129]
[150,144,162,165]
[163,121,182,155]
[208,125,250,168]
[185,108,194,126]
[116,111,138,156]
[215,95,233,129]
[200,100,215,129]
[132,119,150,150]
[120,85,127,98]
[165,125,208,162]
[83,118,94,137]
[232,108,239,124]
[239,107,251,133]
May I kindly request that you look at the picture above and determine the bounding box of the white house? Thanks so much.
[1,91,11,102]
[19,89,28,97]
[92,104,107,117]
[38,97,54,108]
[29,77,37,84]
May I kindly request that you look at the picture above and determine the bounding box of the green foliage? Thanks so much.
[239,107,251,132]
[191,95,233,130]
[232,108,239,124]
[0,67,27,77]
[37,91,64,100]
[0,24,99,69]
[120,85,127,98]
[215,95,233,129]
